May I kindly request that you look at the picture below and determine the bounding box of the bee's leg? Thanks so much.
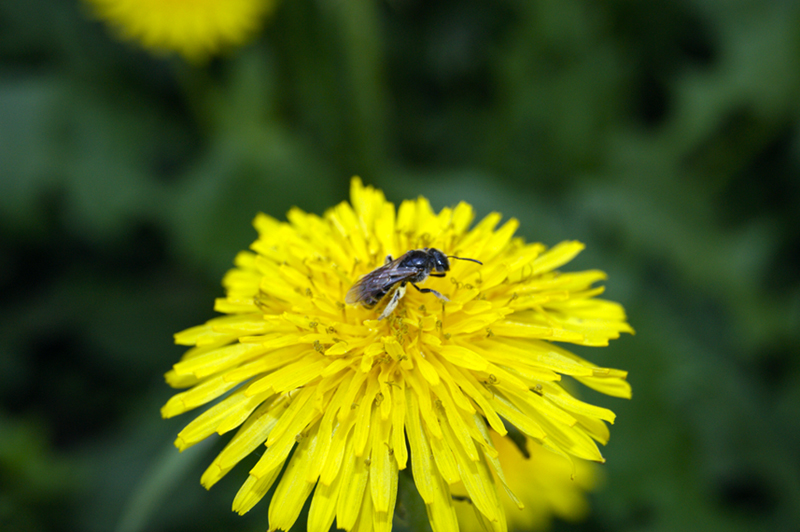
[379,284,406,320]
[411,283,449,302]
[429,273,446,277]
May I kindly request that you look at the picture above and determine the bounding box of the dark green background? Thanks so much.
[2,1,799,531]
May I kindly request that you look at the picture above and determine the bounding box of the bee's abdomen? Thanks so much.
[364,289,388,307]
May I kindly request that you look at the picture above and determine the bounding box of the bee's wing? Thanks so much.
[346,264,418,305]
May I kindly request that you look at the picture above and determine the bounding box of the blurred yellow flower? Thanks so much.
[84,0,276,61]
[454,431,596,532]
[162,177,632,532]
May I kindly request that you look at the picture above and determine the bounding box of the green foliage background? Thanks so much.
[2,1,799,531]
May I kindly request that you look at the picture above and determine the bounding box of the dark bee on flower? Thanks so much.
[346,248,482,320]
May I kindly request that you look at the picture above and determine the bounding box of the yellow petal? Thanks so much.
[268,434,317,531]
[335,430,370,530]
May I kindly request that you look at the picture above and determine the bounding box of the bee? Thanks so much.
[346,248,482,320]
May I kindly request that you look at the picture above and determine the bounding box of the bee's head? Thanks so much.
[428,248,451,272]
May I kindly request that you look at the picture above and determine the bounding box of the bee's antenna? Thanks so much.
[447,255,483,265]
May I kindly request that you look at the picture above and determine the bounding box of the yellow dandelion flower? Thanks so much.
[162,177,633,532]
[84,0,276,61]
[454,431,596,532]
